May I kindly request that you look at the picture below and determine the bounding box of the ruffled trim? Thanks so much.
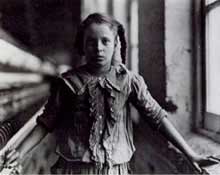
[87,77,120,167]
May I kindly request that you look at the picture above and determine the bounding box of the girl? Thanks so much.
[0,13,218,175]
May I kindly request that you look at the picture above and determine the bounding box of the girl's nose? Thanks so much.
[96,41,104,51]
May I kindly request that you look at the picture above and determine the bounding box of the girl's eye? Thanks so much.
[102,38,111,45]
[85,41,96,48]
[87,39,95,45]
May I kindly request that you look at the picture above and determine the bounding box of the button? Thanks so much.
[110,107,114,112]
[98,144,102,148]
[98,77,102,81]
[99,130,103,134]
[90,107,95,112]
[99,115,102,119]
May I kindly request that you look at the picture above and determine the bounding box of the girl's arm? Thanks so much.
[158,117,219,172]
[0,124,48,172]
[17,124,48,159]
[159,117,196,160]
[129,73,219,172]
[17,78,63,158]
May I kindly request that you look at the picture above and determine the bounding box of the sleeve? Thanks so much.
[129,73,167,130]
[36,78,63,132]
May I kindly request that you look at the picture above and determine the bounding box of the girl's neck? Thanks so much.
[85,63,111,77]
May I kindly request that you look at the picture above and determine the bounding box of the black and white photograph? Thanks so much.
[0,0,220,174]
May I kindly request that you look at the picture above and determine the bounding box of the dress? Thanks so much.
[37,64,167,174]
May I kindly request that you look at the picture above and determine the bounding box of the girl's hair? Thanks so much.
[74,13,127,64]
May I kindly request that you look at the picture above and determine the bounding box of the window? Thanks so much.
[204,0,220,133]
[128,0,139,73]
[195,0,220,140]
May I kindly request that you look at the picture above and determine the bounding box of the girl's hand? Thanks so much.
[0,164,23,175]
[5,149,21,167]
[0,148,22,174]
[190,154,220,173]
[193,154,219,166]
[0,149,6,171]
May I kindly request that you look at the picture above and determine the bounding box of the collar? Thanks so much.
[62,65,121,95]
[101,66,121,92]
[87,66,121,92]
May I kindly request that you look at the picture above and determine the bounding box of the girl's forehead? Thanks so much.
[84,23,116,37]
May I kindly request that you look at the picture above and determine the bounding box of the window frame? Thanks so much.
[194,0,220,142]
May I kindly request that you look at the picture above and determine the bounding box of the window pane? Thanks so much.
[129,0,139,73]
[206,5,220,115]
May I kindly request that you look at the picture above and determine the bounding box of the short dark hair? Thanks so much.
[74,13,127,64]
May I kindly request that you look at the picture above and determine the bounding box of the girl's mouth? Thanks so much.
[95,55,105,59]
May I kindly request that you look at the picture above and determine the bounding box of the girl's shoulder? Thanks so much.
[58,65,90,95]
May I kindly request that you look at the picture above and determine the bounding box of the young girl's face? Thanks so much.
[83,23,116,69]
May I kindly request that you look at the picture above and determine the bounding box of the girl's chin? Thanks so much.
[89,59,106,64]
[88,61,111,68]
